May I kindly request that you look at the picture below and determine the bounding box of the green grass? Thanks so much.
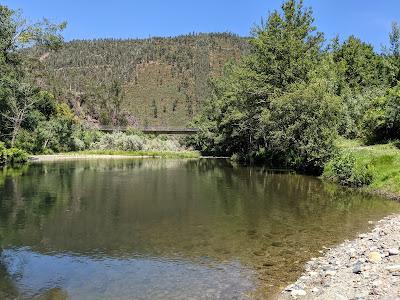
[64,149,201,159]
[335,138,400,196]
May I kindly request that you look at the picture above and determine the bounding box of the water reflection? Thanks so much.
[0,159,399,298]
[1,248,254,300]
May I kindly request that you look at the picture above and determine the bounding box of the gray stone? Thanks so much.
[353,263,362,274]
[388,248,399,256]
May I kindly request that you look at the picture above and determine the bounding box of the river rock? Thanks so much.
[386,265,400,273]
[290,289,306,297]
[353,263,362,274]
[325,270,336,276]
[367,251,382,263]
[271,241,283,247]
[279,215,400,300]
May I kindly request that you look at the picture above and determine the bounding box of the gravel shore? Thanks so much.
[279,214,400,300]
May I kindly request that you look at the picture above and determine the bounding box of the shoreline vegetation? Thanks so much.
[24,138,400,202]
[323,139,400,201]
[31,150,200,161]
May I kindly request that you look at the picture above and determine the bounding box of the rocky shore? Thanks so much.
[279,214,400,300]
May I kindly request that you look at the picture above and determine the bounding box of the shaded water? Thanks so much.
[0,159,399,299]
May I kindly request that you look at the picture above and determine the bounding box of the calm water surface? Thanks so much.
[0,159,399,299]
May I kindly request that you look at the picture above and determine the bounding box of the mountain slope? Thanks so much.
[38,33,249,127]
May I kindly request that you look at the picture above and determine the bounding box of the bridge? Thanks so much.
[96,126,199,135]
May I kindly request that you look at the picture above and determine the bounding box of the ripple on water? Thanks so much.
[1,248,257,299]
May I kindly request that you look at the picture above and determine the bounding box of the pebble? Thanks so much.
[353,263,362,274]
[386,265,400,273]
[372,279,382,287]
[367,251,382,263]
[290,289,306,297]
[334,293,347,300]
[279,215,400,300]
[325,270,336,276]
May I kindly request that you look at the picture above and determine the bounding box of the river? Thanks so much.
[0,159,399,299]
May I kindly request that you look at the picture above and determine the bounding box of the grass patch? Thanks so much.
[64,149,200,159]
[325,139,400,196]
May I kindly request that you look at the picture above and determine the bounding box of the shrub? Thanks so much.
[362,84,400,144]
[323,151,374,187]
[6,147,29,164]
[90,133,181,152]
[259,80,342,174]
[0,142,29,165]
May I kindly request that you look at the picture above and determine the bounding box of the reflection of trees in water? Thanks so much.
[0,159,399,295]
[0,160,398,252]
[0,250,19,299]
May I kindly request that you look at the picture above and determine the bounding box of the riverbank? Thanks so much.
[332,140,400,200]
[279,214,400,299]
[31,150,200,161]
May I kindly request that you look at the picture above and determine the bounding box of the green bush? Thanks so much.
[323,151,374,187]
[362,84,400,144]
[0,142,29,165]
[7,147,29,164]
[90,133,182,152]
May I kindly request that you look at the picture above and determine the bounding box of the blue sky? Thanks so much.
[2,0,399,51]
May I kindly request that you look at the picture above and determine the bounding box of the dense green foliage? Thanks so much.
[188,0,337,173]
[362,84,400,144]
[0,5,68,155]
[0,142,29,165]
[188,0,400,174]
[323,151,374,187]
[323,140,400,195]
[0,5,194,157]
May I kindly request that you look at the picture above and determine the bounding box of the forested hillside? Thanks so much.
[34,33,249,127]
